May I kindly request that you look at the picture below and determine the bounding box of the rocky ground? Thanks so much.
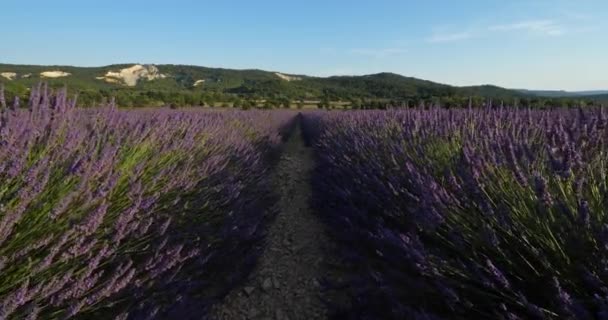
[210,122,330,320]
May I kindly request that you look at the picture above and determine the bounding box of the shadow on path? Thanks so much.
[211,119,329,320]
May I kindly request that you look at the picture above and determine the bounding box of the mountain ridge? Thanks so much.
[0,63,515,95]
[1,63,606,107]
[517,89,608,98]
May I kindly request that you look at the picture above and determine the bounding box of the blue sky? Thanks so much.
[1,0,606,90]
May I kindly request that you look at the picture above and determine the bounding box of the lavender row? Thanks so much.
[304,108,608,319]
[0,84,296,319]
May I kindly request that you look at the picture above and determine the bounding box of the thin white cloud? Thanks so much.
[563,12,592,21]
[489,20,565,36]
[426,32,473,43]
[426,19,571,44]
[348,48,408,58]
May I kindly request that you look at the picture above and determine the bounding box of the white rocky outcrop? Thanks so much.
[1,72,17,80]
[97,64,167,86]
[40,71,71,78]
[275,72,301,81]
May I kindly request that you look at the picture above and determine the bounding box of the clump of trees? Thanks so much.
[0,82,602,110]
[344,96,599,110]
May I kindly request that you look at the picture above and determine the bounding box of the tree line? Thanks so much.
[1,85,602,110]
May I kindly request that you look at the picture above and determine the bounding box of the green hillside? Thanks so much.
[0,63,597,108]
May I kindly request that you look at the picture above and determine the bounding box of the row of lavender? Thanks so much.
[303,108,608,319]
[0,85,296,319]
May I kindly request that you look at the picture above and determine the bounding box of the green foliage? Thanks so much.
[262,100,273,109]
[317,97,330,109]
[0,63,603,108]
[233,98,243,108]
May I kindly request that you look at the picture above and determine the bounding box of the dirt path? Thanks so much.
[211,120,328,320]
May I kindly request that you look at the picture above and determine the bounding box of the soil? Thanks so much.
[210,121,330,320]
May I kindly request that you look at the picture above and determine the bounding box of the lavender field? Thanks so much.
[1,85,608,320]
[0,85,296,319]
[303,108,608,319]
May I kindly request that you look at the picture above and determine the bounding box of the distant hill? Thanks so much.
[3,63,604,108]
[0,63,289,92]
[0,63,523,100]
[586,94,608,102]
[517,89,608,98]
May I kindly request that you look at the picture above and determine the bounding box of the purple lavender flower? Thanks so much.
[485,259,510,288]
[534,173,554,208]
[0,279,30,318]
[578,200,591,228]
[0,84,6,108]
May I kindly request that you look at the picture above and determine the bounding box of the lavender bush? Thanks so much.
[304,108,608,319]
[0,84,296,319]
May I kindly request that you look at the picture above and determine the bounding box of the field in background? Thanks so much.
[1,84,608,319]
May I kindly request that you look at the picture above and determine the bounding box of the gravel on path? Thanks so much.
[211,120,330,320]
